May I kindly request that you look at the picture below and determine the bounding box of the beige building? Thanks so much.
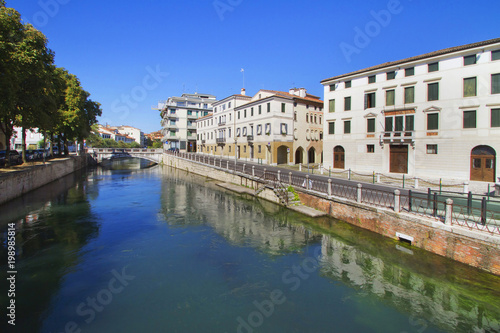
[197,88,323,165]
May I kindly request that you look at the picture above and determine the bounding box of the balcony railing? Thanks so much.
[187,113,199,120]
[247,135,254,141]
[216,138,226,144]
[218,120,226,126]
[382,131,415,143]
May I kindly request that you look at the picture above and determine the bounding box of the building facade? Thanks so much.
[116,126,145,146]
[159,93,216,152]
[321,38,500,182]
[11,127,44,150]
[197,88,323,165]
[97,125,136,144]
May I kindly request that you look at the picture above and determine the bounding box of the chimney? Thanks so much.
[241,88,246,96]
[299,88,307,98]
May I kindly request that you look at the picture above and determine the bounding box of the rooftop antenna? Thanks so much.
[241,68,245,89]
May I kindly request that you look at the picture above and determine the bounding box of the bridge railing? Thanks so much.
[86,148,163,154]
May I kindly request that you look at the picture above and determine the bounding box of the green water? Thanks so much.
[1,158,499,333]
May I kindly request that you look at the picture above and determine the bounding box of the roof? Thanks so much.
[321,37,500,84]
[260,89,323,104]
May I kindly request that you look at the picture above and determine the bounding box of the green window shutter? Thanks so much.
[385,117,393,132]
[386,71,396,80]
[428,83,439,101]
[464,77,477,97]
[491,109,500,127]
[427,113,439,130]
[493,50,500,61]
[330,84,336,91]
[344,120,351,134]
[281,103,286,113]
[386,90,395,106]
[329,99,335,112]
[428,62,439,72]
[368,75,376,83]
[492,74,500,94]
[464,55,477,66]
[328,122,335,134]
[405,87,415,104]
[405,115,414,131]
[344,96,351,111]
[405,67,414,76]
[395,116,404,131]
[345,81,352,88]
[367,118,375,133]
[463,111,477,128]
[267,103,270,112]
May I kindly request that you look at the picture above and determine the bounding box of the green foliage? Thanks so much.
[152,141,163,149]
[287,185,300,201]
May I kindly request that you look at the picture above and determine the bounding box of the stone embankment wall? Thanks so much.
[164,154,500,276]
[0,155,91,205]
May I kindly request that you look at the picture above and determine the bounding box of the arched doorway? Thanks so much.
[334,146,345,169]
[308,147,316,164]
[277,145,288,165]
[295,147,304,164]
[471,146,496,182]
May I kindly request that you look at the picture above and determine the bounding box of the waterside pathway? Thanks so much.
[0,159,499,333]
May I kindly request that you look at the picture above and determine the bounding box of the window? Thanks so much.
[306,113,309,122]
[258,145,261,153]
[464,55,477,66]
[242,127,247,136]
[427,144,438,154]
[404,86,415,104]
[257,125,262,135]
[405,67,414,76]
[493,50,500,61]
[386,89,395,106]
[294,111,297,121]
[329,99,335,112]
[244,109,247,118]
[329,84,336,91]
[364,92,376,109]
[229,128,231,137]
[367,118,375,133]
[344,97,351,111]
[280,123,288,134]
[368,75,376,83]
[428,62,439,72]
[328,122,335,134]
[229,146,231,152]
[258,105,262,114]
[427,82,439,101]
[492,109,500,127]
[427,113,439,130]
[265,123,271,134]
[319,116,322,124]
[281,103,286,113]
[251,107,254,116]
[367,145,375,153]
[386,71,396,80]
[236,128,240,136]
[464,77,477,97]
[345,80,351,88]
[463,110,477,128]
[267,103,270,113]
[244,146,246,153]
[406,115,414,131]
[492,74,500,94]
[237,111,240,119]
[344,120,351,134]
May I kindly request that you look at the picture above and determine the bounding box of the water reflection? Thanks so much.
[159,166,500,333]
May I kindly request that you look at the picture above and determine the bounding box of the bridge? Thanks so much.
[87,148,163,164]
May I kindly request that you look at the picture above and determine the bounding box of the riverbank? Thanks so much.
[0,154,91,205]
[164,153,500,276]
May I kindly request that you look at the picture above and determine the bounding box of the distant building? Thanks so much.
[197,88,323,165]
[158,93,216,152]
[321,37,500,182]
[11,127,44,150]
[145,130,163,141]
[97,125,136,144]
[116,125,145,146]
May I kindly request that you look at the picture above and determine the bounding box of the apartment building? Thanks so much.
[116,125,145,146]
[197,88,323,165]
[321,38,500,182]
[159,93,216,152]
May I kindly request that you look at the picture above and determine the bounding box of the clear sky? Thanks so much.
[7,0,500,134]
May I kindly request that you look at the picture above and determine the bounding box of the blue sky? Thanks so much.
[8,0,500,133]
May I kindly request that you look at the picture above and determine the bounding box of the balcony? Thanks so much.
[163,135,180,142]
[187,124,197,130]
[187,113,199,120]
[164,124,178,131]
[381,131,415,144]
[247,135,254,142]
[165,113,179,120]
[218,120,226,126]
[216,138,226,144]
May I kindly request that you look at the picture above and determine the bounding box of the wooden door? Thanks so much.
[334,146,345,169]
[471,155,495,182]
[390,145,408,174]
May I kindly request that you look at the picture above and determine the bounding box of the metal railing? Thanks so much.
[166,151,500,235]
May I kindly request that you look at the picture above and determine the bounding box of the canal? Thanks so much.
[1,158,499,333]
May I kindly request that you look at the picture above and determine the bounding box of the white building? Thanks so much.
[11,127,44,150]
[116,126,145,146]
[98,125,135,144]
[321,38,500,182]
[197,88,323,165]
[158,93,216,152]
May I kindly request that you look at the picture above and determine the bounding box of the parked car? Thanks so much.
[36,149,50,159]
[0,150,23,166]
[25,149,38,161]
